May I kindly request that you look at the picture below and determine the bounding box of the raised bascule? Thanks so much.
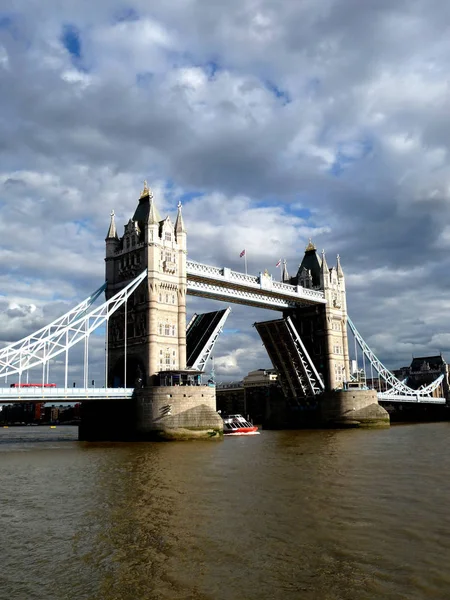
[0,182,448,438]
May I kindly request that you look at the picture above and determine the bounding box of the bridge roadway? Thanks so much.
[186,261,326,309]
[0,388,134,403]
[0,387,445,404]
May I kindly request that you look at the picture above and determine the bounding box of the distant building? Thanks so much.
[217,369,282,423]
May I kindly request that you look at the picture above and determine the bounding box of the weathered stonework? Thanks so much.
[320,389,390,428]
[83,183,223,442]
[135,386,223,440]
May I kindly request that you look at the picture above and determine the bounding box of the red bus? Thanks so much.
[10,383,57,388]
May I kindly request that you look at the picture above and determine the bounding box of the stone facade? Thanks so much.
[320,389,390,428]
[105,182,187,386]
[286,242,349,390]
[135,386,223,440]
[95,182,223,441]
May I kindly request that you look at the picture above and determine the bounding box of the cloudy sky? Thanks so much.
[1,0,450,385]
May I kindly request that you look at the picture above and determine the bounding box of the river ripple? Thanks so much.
[1,423,450,599]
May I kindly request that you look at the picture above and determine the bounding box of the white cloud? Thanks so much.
[1,0,450,383]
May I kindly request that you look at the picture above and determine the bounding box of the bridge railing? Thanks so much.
[186,261,325,302]
[0,387,134,401]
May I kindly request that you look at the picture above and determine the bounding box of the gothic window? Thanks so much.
[159,323,163,335]
[172,295,175,304]
[126,238,130,249]
[171,325,175,336]
[159,294,162,302]
[165,294,169,303]
[165,351,171,367]
[165,324,170,336]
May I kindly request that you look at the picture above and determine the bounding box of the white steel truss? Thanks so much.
[0,282,106,360]
[347,316,446,402]
[254,317,324,399]
[189,308,231,371]
[286,316,325,396]
[0,270,147,381]
[186,260,325,309]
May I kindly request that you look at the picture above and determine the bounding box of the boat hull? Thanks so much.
[224,426,259,435]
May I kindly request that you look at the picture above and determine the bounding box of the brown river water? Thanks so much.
[1,423,450,600]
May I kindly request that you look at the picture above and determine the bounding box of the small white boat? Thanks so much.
[223,414,260,435]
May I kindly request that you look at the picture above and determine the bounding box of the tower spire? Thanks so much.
[133,180,161,225]
[336,254,344,278]
[281,259,289,282]
[320,248,330,288]
[321,249,329,273]
[175,201,186,234]
[105,209,118,240]
[140,180,151,198]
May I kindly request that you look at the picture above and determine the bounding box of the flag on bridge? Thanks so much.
[240,249,246,258]
[275,259,281,267]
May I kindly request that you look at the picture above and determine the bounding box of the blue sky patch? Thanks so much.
[264,80,291,104]
[330,137,374,177]
[61,24,81,59]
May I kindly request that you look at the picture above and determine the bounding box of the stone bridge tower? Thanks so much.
[286,240,350,390]
[100,182,222,441]
[105,182,187,387]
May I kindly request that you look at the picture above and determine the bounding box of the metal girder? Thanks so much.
[348,316,445,400]
[377,388,446,404]
[0,282,106,361]
[0,270,147,379]
[187,308,231,371]
[254,317,324,399]
[0,387,134,403]
[286,316,325,395]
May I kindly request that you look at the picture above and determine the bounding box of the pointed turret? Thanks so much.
[132,180,161,228]
[296,239,321,287]
[320,249,330,288]
[147,187,161,225]
[175,201,186,234]
[105,209,120,267]
[336,254,344,278]
[281,259,289,282]
[105,210,118,240]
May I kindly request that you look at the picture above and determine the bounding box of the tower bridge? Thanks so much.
[0,182,447,437]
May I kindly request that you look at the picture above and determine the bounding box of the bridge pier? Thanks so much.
[78,386,223,441]
[320,389,390,428]
[135,386,223,440]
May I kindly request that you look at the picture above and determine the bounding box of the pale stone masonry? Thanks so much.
[287,240,350,390]
[101,182,223,440]
[105,182,187,386]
